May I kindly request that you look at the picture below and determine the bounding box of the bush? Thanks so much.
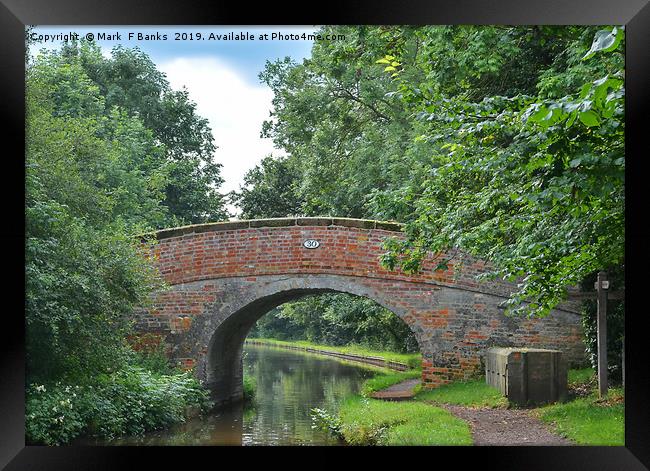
[25,384,86,446]
[26,367,212,445]
[311,407,344,439]
[130,338,176,375]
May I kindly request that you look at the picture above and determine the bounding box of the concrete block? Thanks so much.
[486,347,567,406]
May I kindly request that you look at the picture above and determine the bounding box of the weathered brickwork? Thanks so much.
[134,218,586,403]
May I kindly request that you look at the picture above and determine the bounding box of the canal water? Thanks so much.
[99,344,381,445]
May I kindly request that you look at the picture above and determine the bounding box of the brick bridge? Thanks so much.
[134,217,585,404]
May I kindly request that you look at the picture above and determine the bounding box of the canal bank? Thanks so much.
[244,338,418,371]
[88,343,385,445]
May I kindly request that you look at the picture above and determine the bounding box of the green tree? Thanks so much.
[26,50,166,382]
[233,155,304,219]
[25,38,218,445]
[251,294,419,353]
[256,27,429,218]
[49,41,228,224]
[244,26,624,357]
[378,26,624,318]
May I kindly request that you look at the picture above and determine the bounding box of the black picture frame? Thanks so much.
[2,0,648,468]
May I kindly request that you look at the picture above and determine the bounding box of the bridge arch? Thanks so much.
[134,218,586,404]
[204,274,422,404]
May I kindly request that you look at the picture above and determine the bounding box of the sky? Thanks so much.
[30,26,319,215]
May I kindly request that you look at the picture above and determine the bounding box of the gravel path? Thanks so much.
[443,405,573,446]
[371,378,420,400]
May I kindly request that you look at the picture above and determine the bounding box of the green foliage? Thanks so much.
[582,27,624,60]
[25,202,160,381]
[26,37,217,445]
[336,396,472,445]
[537,388,624,445]
[27,55,170,230]
[246,26,428,219]
[250,293,419,354]
[130,342,177,376]
[25,369,212,445]
[416,380,508,408]
[568,367,596,386]
[233,155,304,219]
[243,374,257,401]
[376,26,624,317]
[26,48,166,383]
[25,384,86,446]
[239,24,624,327]
[33,40,228,225]
[227,28,427,357]
[311,407,344,439]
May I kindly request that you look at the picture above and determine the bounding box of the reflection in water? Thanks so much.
[98,344,379,445]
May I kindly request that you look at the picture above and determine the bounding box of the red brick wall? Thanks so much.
[146,220,518,297]
[134,218,585,395]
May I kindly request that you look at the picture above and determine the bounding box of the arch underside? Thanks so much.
[202,275,418,404]
[144,273,585,405]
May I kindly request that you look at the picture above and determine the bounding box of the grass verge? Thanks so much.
[535,387,624,445]
[568,367,596,386]
[415,379,508,408]
[337,396,472,445]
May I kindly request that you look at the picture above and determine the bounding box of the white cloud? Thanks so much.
[159,57,283,216]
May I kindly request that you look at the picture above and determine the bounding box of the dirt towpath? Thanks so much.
[442,405,573,446]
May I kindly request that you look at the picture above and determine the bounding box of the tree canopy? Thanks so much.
[237,25,625,319]
[377,25,624,317]
[25,40,230,383]
[48,41,228,225]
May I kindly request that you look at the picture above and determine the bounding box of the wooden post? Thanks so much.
[596,271,608,398]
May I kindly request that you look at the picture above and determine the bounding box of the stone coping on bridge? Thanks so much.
[145,217,404,240]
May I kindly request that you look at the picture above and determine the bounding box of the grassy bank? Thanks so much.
[246,337,421,369]
[335,396,472,445]
[568,367,597,385]
[267,338,624,446]
[416,379,508,408]
[414,367,624,446]
[310,354,471,445]
[535,388,624,445]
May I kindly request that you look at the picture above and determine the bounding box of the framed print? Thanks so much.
[2,0,649,469]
